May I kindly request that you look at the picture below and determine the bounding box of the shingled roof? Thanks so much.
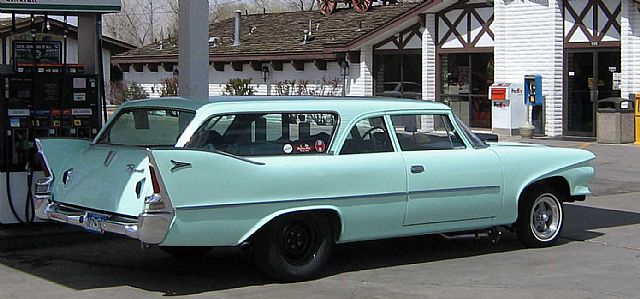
[113,2,425,64]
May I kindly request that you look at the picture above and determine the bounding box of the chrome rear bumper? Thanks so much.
[34,191,172,244]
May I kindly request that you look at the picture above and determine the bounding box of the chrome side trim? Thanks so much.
[174,191,407,211]
[409,186,501,197]
[403,216,494,227]
[174,186,502,211]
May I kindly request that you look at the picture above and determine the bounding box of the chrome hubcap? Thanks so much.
[530,194,562,241]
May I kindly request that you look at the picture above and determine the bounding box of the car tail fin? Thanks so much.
[35,139,52,178]
[142,153,174,213]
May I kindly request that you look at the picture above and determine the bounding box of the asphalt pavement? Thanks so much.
[1,138,639,298]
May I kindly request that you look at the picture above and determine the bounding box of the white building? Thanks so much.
[114,0,637,138]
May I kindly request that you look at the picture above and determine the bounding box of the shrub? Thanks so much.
[223,78,255,96]
[160,77,179,97]
[124,82,149,101]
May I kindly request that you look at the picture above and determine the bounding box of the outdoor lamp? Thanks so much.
[339,59,350,97]
[261,65,270,82]
[339,59,350,76]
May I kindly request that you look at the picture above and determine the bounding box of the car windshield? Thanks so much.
[97,108,195,147]
[452,113,488,149]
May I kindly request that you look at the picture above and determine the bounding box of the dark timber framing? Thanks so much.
[436,2,494,52]
[563,0,621,48]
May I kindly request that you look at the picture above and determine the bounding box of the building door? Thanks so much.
[566,49,621,136]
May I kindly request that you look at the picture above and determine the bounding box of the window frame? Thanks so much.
[336,113,399,155]
[185,110,341,157]
[385,110,472,152]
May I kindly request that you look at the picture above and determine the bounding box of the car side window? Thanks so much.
[185,112,338,156]
[391,114,466,151]
[340,116,394,155]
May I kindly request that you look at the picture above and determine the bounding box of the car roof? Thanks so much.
[203,96,450,119]
[120,96,450,117]
[119,97,208,111]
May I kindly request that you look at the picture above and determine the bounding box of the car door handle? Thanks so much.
[410,165,425,174]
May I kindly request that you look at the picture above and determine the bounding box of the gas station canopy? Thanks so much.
[0,0,121,13]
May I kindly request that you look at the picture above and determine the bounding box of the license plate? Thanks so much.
[84,212,108,234]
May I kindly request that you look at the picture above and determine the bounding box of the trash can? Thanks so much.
[597,97,635,144]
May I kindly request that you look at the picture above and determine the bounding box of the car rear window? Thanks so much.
[97,108,195,147]
[185,112,339,156]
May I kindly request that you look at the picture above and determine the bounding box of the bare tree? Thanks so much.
[285,0,316,11]
[104,0,176,46]
[252,0,316,12]
[105,0,318,47]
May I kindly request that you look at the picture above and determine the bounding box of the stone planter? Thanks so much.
[520,125,535,139]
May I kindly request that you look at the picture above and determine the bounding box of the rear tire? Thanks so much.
[253,213,333,282]
[160,246,212,259]
[516,184,564,248]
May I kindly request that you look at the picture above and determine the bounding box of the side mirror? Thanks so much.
[475,132,499,143]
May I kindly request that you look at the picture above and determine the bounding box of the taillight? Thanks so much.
[145,166,165,211]
[149,166,161,194]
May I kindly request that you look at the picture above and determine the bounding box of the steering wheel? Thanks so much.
[362,126,388,146]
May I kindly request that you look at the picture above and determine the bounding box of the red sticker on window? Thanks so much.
[315,140,326,153]
[296,144,312,153]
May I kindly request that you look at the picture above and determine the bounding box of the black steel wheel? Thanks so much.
[253,213,333,282]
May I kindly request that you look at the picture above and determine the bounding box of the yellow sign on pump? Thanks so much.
[635,93,640,144]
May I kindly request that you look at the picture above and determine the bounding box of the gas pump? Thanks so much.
[1,72,40,224]
[1,71,102,225]
[0,1,121,225]
[524,75,544,136]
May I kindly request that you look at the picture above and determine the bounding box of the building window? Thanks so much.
[375,53,422,100]
[439,53,493,129]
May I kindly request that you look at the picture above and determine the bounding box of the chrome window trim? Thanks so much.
[386,111,469,151]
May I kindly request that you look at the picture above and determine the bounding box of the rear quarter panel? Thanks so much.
[151,149,408,246]
[490,143,595,225]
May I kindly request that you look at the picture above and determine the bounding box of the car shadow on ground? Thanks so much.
[0,204,639,296]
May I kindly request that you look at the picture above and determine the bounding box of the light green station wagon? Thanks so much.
[34,97,595,281]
